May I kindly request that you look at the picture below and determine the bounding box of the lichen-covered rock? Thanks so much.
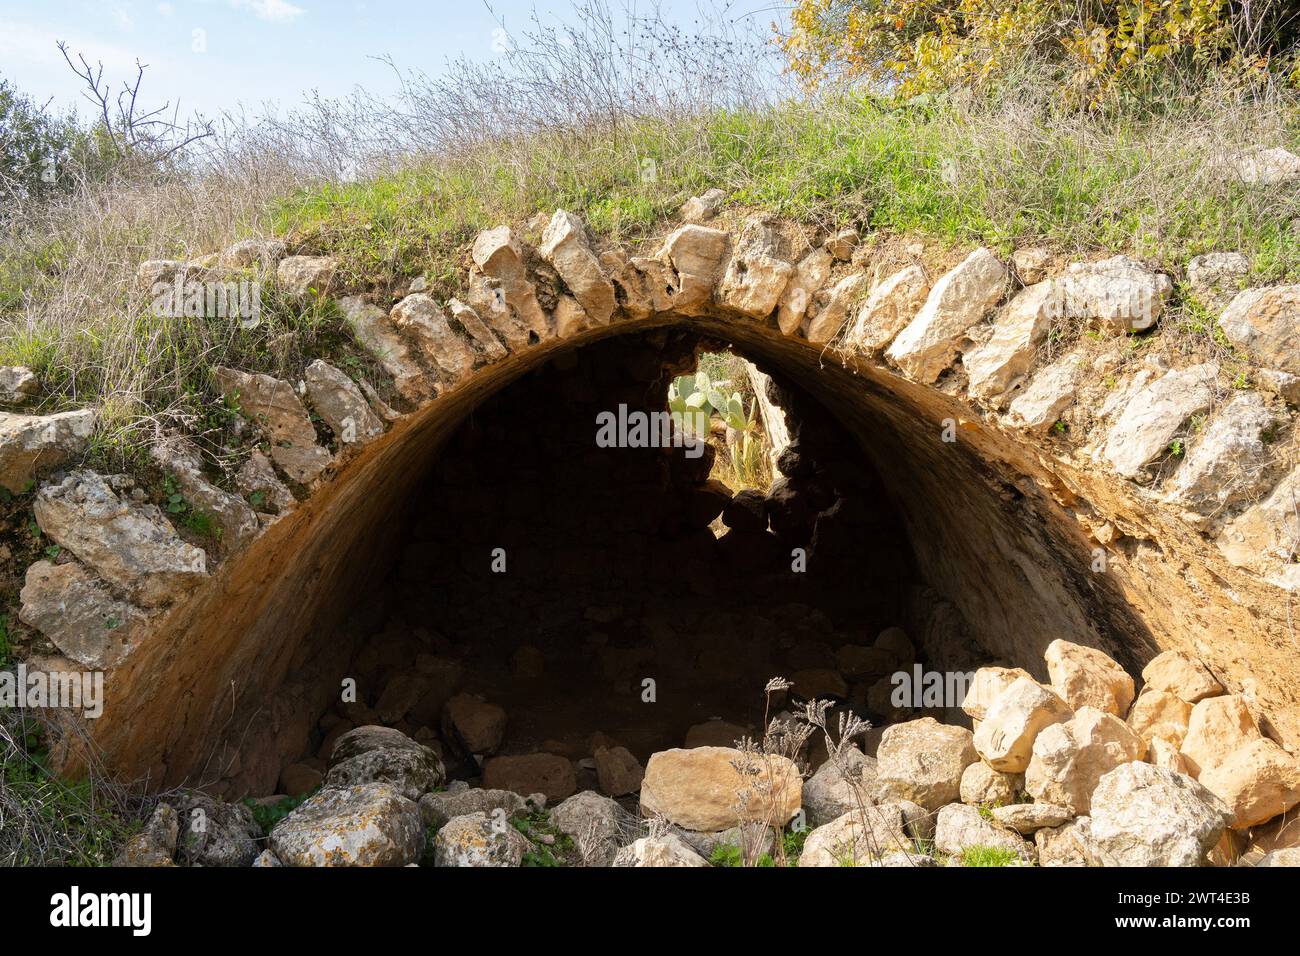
[1197,738,1300,830]
[114,803,179,867]
[886,247,1007,382]
[276,255,337,296]
[1044,639,1135,716]
[418,787,526,830]
[325,725,446,800]
[933,803,1034,863]
[269,782,423,867]
[1089,762,1230,866]
[1140,650,1223,704]
[213,367,331,484]
[18,560,146,668]
[434,811,533,867]
[875,717,977,811]
[551,790,632,866]
[798,804,912,867]
[612,833,709,867]
[0,408,96,493]
[304,360,384,447]
[639,746,801,832]
[34,470,206,607]
[1101,364,1218,479]
[973,676,1072,773]
[167,791,261,867]
[1025,706,1146,814]
[803,746,877,826]
[847,264,929,352]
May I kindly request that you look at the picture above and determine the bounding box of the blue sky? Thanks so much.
[1,1,779,120]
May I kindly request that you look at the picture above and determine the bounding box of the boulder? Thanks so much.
[1180,695,1261,777]
[1005,353,1080,432]
[1224,145,1300,185]
[593,745,644,797]
[18,560,146,668]
[304,360,384,447]
[276,255,337,295]
[1101,364,1219,479]
[683,720,748,749]
[657,224,731,314]
[0,409,96,493]
[433,811,533,867]
[991,803,1073,834]
[418,787,526,830]
[680,188,726,223]
[1218,462,1300,586]
[219,237,286,270]
[612,833,709,867]
[972,676,1072,773]
[1025,706,1146,814]
[1161,393,1276,513]
[1011,247,1052,284]
[776,247,834,334]
[213,367,331,484]
[717,217,794,319]
[539,210,616,325]
[269,782,423,866]
[0,366,38,406]
[963,280,1056,402]
[1147,736,1189,773]
[279,763,323,797]
[1140,650,1223,704]
[1187,252,1249,309]
[167,791,260,867]
[1126,689,1193,747]
[1034,817,1095,867]
[885,248,1008,382]
[481,753,577,803]
[551,790,632,866]
[959,761,1022,807]
[802,746,877,826]
[1089,762,1230,866]
[114,804,178,867]
[324,725,446,800]
[1056,255,1171,332]
[1044,639,1135,716]
[1197,738,1300,830]
[961,665,1033,721]
[149,436,259,554]
[338,296,427,401]
[441,693,507,755]
[933,803,1034,864]
[33,470,206,607]
[639,746,801,832]
[847,264,929,351]
[874,717,977,811]
[797,804,912,867]
[1219,285,1300,375]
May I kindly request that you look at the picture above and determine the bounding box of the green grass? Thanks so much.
[960,844,1024,867]
[243,791,312,834]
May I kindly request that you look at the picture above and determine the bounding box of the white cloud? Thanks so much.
[228,0,305,23]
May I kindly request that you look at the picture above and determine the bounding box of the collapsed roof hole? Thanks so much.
[283,330,964,801]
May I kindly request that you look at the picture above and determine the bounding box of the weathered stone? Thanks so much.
[803,747,877,826]
[276,255,337,296]
[236,449,294,514]
[34,470,206,607]
[1219,285,1300,375]
[885,248,1007,382]
[1257,848,1300,867]
[1181,695,1261,777]
[847,264,929,352]
[1161,393,1276,513]
[150,436,259,554]
[338,296,427,401]
[1197,738,1300,830]
[446,297,508,360]
[806,272,868,343]
[303,360,384,448]
[325,725,445,801]
[270,782,423,867]
[973,676,1072,773]
[1025,706,1146,814]
[0,409,96,493]
[963,280,1056,402]
[1005,353,1080,432]
[717,220,794,319]
[18,560,146,668]
[0,366,37,405]
[1045,638,1135,716]
[441,693,506,756]
[680,188,726,223]
[875,717,977,811]
[1128,688,1193,746]
[468,226,550,347]
[418,787,526,830]
[1225,145,1300,185]
[551,790,631,865]
[1011,247,1051,284]
[1059,256,1173,332]
[991,802,1073,833]
[594,745,644,797]
[961,666,1033,721]
[1148,735,1189,773]
[213,367,331,484]
[219,237,286,270]
[114,803,178,867]
[1141,650,1223,704]
[551,294,589,337]
[167,791,261,867]
[1089,762,1231,866]
[482,753,577,803]
[1102,364,1218,479]
[798,804,912,866]
[959,761,1022,806]
[612,833,709,867]
[540,210,616,324]
[252,849,282,867]
[640,746,801,832]
[769,248,832,335]
[1187,252,1250,309]
[1258,367,1300,404]
[657,224,730,314]
[1218,462,1300,587]
[1035,817,1095,866]
[683,720,748,749]
[933,803,1034,863]
[136,259,183,291]
[434,811,533,867]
